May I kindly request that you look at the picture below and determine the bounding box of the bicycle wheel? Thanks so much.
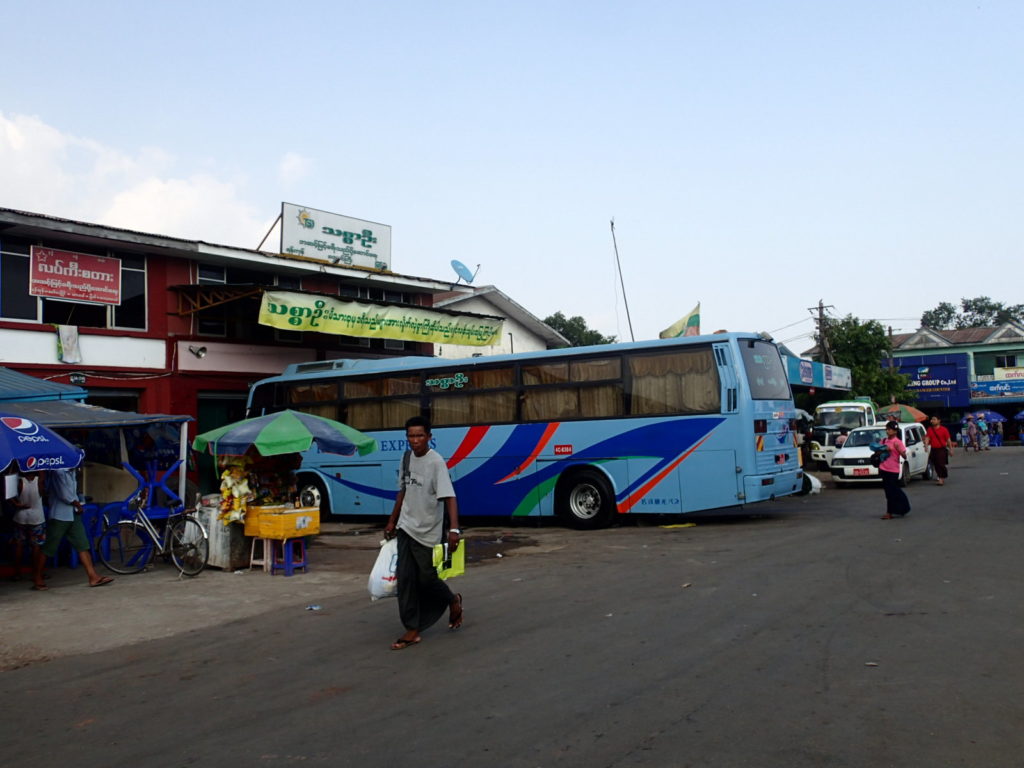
[97,521,154,574]
[169,516,209,576]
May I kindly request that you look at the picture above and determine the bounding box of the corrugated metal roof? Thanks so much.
[0,367,87,402]
[943,327,997,344]
[0,399,190,428]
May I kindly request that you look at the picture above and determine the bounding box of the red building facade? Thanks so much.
[0,208,465,441]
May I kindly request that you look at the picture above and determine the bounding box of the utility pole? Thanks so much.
[809,300,835,364]
[609,219,635,343]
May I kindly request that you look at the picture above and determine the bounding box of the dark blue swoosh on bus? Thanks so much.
[334,417,725,515]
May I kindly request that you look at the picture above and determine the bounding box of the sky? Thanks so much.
[2,0,1022,354]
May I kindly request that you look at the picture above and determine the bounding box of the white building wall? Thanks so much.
[0,328,166,368]
[434,296,549,359]
[175,341,315,374]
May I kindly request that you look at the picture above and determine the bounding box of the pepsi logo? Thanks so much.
[24,456,67,469]
[1,417,39,436]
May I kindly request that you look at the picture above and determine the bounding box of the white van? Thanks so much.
[830,422,932,486]
[810,400,879,469]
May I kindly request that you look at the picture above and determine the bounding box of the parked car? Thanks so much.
[830,422,932,486]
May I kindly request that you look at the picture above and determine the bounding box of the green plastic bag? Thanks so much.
[432,541,465,580]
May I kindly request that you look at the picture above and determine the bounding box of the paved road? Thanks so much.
[2,448,1021,767]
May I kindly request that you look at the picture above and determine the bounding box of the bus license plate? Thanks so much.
[853,468,870,477]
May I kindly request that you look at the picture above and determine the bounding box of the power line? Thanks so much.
[769,317,814,334]
[779,331,816,345]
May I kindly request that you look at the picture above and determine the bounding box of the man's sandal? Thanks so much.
[391,636,421,650]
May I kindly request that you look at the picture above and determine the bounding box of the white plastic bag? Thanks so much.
[368,538,398,600]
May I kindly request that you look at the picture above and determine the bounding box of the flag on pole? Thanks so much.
[659,303,701,339]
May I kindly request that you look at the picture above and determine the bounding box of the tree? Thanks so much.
[920,301,957,329]
[920,296,1024,329]
[819,314,911,404]
[543,312,616,347]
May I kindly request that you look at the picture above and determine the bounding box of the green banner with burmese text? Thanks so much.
[258,291,503,346]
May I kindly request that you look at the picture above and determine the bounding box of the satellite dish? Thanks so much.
[451,259,479,284]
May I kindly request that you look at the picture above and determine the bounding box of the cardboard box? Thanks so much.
[243,505,320,539]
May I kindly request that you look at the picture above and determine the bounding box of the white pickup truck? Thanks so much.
[810,400,880,469]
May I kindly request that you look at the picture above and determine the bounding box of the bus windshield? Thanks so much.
[246,333,803,529]
[739,340,791,400]
[818,410,866,429]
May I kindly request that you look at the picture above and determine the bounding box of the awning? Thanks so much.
[0,367,87,402]
[0,399,190,428]
[0,400,193,501]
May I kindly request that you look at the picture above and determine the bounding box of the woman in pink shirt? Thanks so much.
[877,421,910,519]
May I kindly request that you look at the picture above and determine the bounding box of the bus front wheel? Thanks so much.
[557,469,615,530]
[298,476,328,516]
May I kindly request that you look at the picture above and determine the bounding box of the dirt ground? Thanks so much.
[0,520,566,671]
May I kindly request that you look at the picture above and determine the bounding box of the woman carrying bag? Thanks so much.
[876,421,911,520]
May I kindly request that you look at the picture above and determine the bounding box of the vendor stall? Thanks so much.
[0,399,192,503]
[192,409,377,575]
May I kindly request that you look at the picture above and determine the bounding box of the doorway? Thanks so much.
[195,393,249,494]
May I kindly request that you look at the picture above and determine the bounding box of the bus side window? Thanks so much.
[628,348,719,415]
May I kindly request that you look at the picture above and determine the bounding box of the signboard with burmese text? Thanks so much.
[258,291,502,346]
[281,203,392,270]
[29,246,121,304]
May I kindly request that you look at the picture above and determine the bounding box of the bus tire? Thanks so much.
[556,469,615,530]
[798,474,812,495]
[298,475,329,516]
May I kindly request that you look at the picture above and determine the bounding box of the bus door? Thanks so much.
[672,342,742,511]
[314,453,388,516]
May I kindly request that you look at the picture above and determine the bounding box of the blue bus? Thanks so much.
[246,333,803,528]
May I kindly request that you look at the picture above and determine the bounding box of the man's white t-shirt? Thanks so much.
[397,449,455,547]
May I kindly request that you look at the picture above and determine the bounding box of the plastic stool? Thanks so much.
[271,538,308,576]
[249,537,272,572]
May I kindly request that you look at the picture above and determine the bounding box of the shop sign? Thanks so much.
[280,203,391,270]
[897,361,968,406]
[29,246,121,304]
[993,367,1024,380]
[824,364,852,389]
[970,379,1024,398]
[782,356,852,390]
[893,354,970,407]
[258,291,503,347]
[798,360,813,384]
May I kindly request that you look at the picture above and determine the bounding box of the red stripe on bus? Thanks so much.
[496,422,560,483]
[447,425,490,469]
[617,436,711,513]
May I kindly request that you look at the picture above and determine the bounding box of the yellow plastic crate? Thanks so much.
[243,505,320,539]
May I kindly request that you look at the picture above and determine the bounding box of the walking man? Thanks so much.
[33,467,113,589]
[384,416,463,650]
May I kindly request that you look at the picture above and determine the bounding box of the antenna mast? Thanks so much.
[610,219,635,342]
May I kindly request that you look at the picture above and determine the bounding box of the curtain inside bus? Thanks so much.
[629,349,719,414]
